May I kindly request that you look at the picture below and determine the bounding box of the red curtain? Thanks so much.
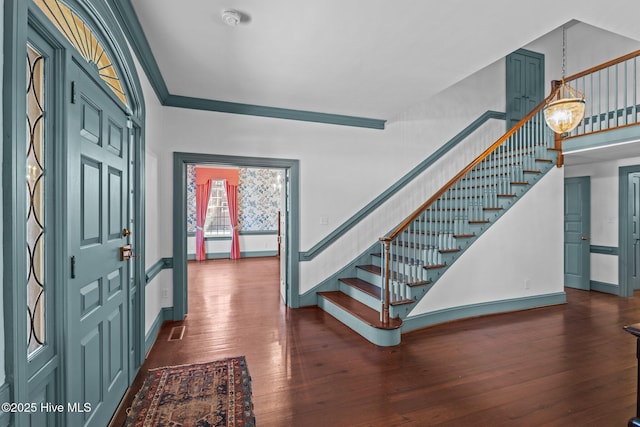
[195,167,240,260]
[225,181,240,260]
[195,180,212,261]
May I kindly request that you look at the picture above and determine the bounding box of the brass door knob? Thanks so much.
[122,228,132,237]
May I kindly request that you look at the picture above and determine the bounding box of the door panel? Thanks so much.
[564,177,590,289]
[67,59,129,427]
[506,50,544,129]
[630,173,640,290]
[280,171,288,304]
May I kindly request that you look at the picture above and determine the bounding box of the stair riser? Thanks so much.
[317,296,401,347]
[339,281,381,311]
[356,268,382,287]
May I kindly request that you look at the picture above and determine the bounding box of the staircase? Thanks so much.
[313,48,640,346]
[317,93,561,346]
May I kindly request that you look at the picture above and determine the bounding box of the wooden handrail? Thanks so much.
[564,49,640,83]
[381,86,561,243]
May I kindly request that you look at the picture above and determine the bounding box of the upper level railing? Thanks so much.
[565,49,640,137]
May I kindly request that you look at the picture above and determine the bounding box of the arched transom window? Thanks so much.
[33,0,129,107]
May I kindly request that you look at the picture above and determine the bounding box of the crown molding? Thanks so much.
[108,0,386,129]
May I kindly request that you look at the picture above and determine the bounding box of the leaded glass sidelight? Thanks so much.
[33,0,128,107]
[27,44,46,356]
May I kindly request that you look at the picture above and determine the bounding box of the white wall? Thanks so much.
[138,55,174,333]
[139,21,640,328]
[565,155,640,286]
[413,168,564,314]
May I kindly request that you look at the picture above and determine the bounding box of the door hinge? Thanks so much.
[71,81,77,104]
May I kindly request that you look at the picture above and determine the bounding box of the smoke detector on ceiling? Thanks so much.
[221,9,242,26]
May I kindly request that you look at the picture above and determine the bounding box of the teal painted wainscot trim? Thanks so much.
[187,251,278,260]
[145,257,174,285]
[0,383,10,427]
[590,280,619,295]
[299,110,506,262]
[240,230,277,235]
[187,230,277,239]
[590,245,619,256]
[144,307,174,355]
[109,0,385,129]
[402,292,567,333]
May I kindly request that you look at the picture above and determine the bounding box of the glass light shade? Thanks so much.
[544,82,586,134]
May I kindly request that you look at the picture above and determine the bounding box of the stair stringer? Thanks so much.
[401,163,565,329]
[389,151,559,320]
[298,242,378,307]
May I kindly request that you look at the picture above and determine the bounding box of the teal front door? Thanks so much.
[564,177,591,290]
[66,58,130,427]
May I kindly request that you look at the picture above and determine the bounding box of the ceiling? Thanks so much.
[130,0,640,122]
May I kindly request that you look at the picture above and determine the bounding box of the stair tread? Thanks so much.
[390,298,414,306]
[424,263,446,269]
[318,291,402,330]
[339,277,381,298]
[357,264,381,275]
[407,280,431,287]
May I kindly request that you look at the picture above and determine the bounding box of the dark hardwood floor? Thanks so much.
[111,257,640,426]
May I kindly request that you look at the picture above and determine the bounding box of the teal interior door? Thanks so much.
[629,173,640,291]
[506,49,544,129]
[279,170,288,305]
[564,177,591,290]
[66,58,130,427]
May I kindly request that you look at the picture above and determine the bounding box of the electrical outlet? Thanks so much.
[162,288,168,298]
[524,279,531,290]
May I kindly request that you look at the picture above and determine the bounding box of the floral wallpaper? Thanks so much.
[186,166,282,233]
[238,168,282,231]
[187,164,197,232]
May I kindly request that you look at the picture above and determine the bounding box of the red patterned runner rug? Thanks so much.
[124,356,255,427]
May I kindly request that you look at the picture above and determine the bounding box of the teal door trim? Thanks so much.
[3,0,31,420]
[619,165,640,297]
[172,153,300,320]
[564,176,591,290]
[506,48,545,130]
[3,1,146,425]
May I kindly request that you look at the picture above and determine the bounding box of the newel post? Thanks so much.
[550,79,565,168]
[380,237,391,326]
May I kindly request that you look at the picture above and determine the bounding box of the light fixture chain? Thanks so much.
[562,26,566,80]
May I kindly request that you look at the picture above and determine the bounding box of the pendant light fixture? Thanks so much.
[544,26,586,134]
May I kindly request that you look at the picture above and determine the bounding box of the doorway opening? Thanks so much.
[172,153,300,321]
[185,164,288,303]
